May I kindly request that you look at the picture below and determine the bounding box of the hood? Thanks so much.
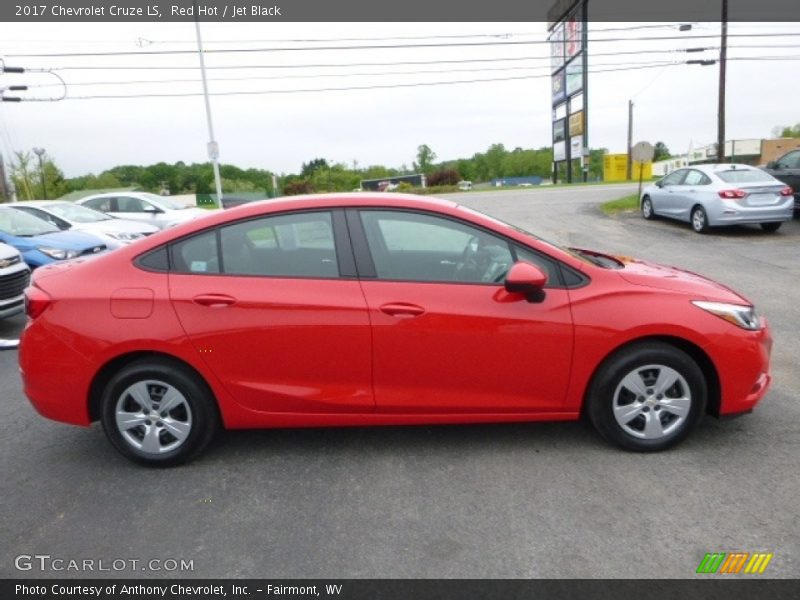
[170,207,209,221]
[28,230,107,250]
[616,255,750,304]
[74,219,159,235]
[0,242,21,260]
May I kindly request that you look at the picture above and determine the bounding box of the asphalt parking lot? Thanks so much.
[2,184,798,579]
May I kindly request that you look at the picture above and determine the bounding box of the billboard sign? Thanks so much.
[554,141,567,161]
[568,111,584,137]
[551,70,566,105]
[549,23,565,74]
[553,118,566,142]
[565,54,583,96]
[566,16,582,58]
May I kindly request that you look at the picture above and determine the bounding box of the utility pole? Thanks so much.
[626,100,633,180]
[194,6,223,208]
[32,147,46,199]
[717,0,728,164]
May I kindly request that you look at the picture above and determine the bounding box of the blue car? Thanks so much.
[0,206,107,268]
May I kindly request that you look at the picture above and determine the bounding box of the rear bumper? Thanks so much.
[707,198,794,225]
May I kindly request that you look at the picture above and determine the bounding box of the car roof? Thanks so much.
[691,163,761,174]
[7,201,66,208]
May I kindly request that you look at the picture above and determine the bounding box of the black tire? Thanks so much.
[691,205,709,234]
[641,196,655,220]
[587,342,707,452]
[101,359,219,467]
[760,222,782,233]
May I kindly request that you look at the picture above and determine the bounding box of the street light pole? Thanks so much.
[194,7,223,208]
[32,147,46,199]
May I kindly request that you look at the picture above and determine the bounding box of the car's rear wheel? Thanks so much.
[101,359,219,467]
[587,342,707,452]
[691,205,709,233]
[760,222,782,233]
[641,196,655,220]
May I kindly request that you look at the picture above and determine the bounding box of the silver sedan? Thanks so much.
[640,164,794,233]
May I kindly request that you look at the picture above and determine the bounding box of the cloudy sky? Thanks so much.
[1,20,799,177]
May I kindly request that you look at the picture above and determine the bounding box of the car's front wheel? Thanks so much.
[587,342,707,452]
[760,222,782,233]
[691,205,709,233]
[101,359,219,467]
[641,196,655,220]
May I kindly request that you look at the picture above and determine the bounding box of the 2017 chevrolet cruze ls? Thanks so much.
[19,194,772,466]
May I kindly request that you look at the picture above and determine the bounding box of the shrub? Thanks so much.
[427,169,461,187]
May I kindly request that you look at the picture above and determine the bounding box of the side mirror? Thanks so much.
[655,180,664,188]
[505,261,547,303]
[142,204,160,213]
[766,161,778,170]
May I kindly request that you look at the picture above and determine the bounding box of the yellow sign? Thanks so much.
[568,111,583,136]
[603,153,652,182]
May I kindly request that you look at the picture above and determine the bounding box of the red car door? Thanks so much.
[353,209,574,414]
[168,210,374,414]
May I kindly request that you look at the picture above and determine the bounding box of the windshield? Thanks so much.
[142,193,188,210]
[0,208,60,236]
[46,202,112,223]
[716,169,775,184]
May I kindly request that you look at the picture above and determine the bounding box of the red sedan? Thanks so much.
[19,194,772,466]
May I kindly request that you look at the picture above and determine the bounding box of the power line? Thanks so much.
[35,62,757,101]
[28,59,687,88]
[5,32,800,59]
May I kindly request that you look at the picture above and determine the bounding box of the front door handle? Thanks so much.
[193,294,236,308]
[379,302,425,317]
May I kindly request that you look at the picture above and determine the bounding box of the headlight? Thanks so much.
[38,247,80,260]
[105,231,143,241]
[692,300,762,330]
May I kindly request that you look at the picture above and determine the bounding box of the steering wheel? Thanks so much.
[454,235,481,281]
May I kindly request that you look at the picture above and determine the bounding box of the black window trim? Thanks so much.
[138,207,352,281]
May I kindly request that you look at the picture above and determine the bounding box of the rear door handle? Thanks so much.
[193,294,236,308]
[379,302,425,317]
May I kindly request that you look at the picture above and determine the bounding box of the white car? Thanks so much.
[7,201,158,250]
[0,242,30,319]
[77,192,210,230]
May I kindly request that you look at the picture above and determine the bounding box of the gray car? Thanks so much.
[640,163,794,233]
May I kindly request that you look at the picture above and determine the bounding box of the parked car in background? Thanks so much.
[0,206,107,268]
[640,163,794,233]
[20,194,772,466]
[761,149,800,212]
[77,192,209,230]
[0,243,30,319]
[7,201,158,250]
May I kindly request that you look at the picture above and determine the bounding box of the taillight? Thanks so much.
[718,189,747,199]
[24,286,52,319]
[780,186,794,197]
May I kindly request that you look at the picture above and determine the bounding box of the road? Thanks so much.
[2,184,798,579]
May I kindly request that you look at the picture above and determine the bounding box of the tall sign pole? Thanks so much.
[549,0,588,184]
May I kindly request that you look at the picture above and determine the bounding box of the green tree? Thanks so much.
[773,123,800,138]
[413,144,437,174]
[653,141,671,161]
[10,150,68,200]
